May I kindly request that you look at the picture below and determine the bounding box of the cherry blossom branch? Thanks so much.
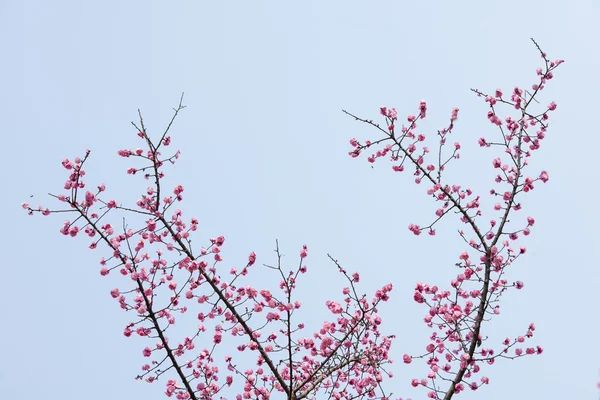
[344,38,562,399]
[25,99,396,400]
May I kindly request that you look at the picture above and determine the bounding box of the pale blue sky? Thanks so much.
[2,1,599,399]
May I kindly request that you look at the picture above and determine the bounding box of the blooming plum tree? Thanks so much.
[23,98,395,400]
[24,39,567,399]
[344,39,562,399]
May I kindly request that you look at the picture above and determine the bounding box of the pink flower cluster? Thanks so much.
[24,42,572,400]
[25,103,396,400]
[344,40,563,398]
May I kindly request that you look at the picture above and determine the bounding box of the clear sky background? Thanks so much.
[2,1,598,399]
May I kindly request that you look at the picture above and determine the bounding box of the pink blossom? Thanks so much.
[300,245,308,259]
[214,331,222,344]
[142,346,152,357]
[515,281,524,289]
[388,108,398,120]
[419,100,427,118]
[408,223,421,235]
[326,300,343,314]
[451,107,459,121]
[173,185,184,195]
[248,251,256,265]
[61,158,73,169]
